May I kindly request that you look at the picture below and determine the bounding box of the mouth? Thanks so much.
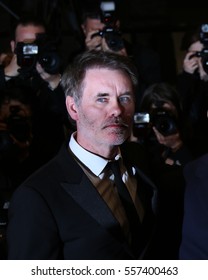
[104,123,129,132]
[102,117,130,132]
[104,122,129,130]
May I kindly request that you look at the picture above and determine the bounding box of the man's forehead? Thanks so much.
[15,24,45,42]
[85,67,129,78]
[85,17,104,28]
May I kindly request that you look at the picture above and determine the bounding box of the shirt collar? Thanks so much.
[69,132,121,176]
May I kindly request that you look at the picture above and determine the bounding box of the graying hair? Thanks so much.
[61,50,138,106]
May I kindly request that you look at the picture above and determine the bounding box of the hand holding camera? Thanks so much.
[133,109,178,138]
[4,53,20,80]
[184,51,200,74]
[85,29,103,50]
[36,62,61,90]
[186,50,208,81]
[4,33,61,90]
[84,1,125,54]
[133,109,183,165]
[14,34,61,76]
[152,126,182,153]
[184,24,208,80]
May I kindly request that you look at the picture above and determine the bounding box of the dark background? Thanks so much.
[0,0,208,81]
[1,0,208,32]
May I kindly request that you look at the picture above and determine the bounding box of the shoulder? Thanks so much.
[17,143,82,194]
[183,153,208,196]
[184,153,208,177]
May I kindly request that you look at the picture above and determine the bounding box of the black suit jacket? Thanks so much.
[7,141,157,260]
[179,153,208,260]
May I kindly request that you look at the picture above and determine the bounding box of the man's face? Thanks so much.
[82,18,105,35]
[188,41,203,52]
[66,68,135,157]
[11,24,45,52]
[0,99,32,121]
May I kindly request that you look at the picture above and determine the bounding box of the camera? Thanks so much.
[91,1,124,51]
[15,33,61,76]
[190,24,208,74]
[133,109,178,138]
[150,109,178,136]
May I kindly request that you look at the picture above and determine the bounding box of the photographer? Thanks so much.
[80,1,127,56]
[135,83,193,166]
[79,1,162,111]
[0,85,36,259]
[0,15,70,167]
[2,16,61,89]
[177,24,208,157]
[133,82,193,259]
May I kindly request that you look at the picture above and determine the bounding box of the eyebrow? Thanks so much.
[96,92,109,97]
[96,92,132,97]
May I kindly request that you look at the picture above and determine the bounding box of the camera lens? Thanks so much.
[151,110,178,136]
[201,48,208,73]
[155,116,174,135]
[104,31,124,51]
[38,52,60,74]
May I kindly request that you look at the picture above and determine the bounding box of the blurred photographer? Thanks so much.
[79,1,162,111]
[80,1,128,56]
[133,82,193,259]
[2,16,61,88]
[0,15,70,167]
[177,24,208,157]
[0,85,35,259]
[134,82,192,167]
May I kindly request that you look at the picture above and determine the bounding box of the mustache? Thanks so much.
[103,117,129,128]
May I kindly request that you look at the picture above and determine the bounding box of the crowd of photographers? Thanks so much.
[0,15,71,259]
[0,0,208,260]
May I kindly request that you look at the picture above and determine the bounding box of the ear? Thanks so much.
[10,40,15,53]
[81,24,86,35]
[115,20,120,28]
[66,96,79,121]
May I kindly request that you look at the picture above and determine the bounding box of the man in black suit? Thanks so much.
[7,50,157,260]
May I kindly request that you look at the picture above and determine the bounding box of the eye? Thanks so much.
[97,97,108,103]
[119,95,132,104]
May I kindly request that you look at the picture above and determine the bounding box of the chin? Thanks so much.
[108,133,129,146]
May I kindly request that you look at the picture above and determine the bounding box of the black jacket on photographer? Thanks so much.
[176,24,208,157]
[177,70,208,157]
[0,64,70,259]
[136,122,193,260]
[0,64,70,169]
[134,82,193,259]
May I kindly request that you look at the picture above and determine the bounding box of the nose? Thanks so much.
[98,22,105,30]
[110,98,122,117]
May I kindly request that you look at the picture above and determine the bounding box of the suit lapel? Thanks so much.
[56,143,146,257]
[61,172,129,244]
[56,144,118,230]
